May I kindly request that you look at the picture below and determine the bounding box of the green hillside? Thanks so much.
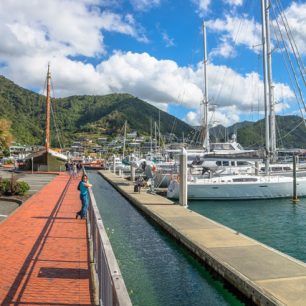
[209,116,306,149]
[0,76,194,146]
[1,75,305,149]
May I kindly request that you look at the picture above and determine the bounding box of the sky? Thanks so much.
[0,0,305,128]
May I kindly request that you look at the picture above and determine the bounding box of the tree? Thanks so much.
[0,119,13,154]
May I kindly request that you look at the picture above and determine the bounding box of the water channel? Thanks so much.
[88,172,244,306]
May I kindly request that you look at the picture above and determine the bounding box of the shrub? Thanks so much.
[16,181,30,195]
[3,159,14,165]
[0,176,30,196]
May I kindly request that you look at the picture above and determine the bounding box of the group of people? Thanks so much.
[65,161,83,178]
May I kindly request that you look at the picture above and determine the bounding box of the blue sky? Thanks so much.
[0,0,305,127]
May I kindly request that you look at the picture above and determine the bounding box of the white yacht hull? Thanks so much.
[167,176,306,200]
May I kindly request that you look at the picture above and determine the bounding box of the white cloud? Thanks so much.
[207,15,262,53]
[96,51,203,105]
[223,0,243,6]
[209,38,236,58]
[162,32,175,47]
[274,2,306,55]
[185,111,200,126]
[192,0,211,16]
[129,0,160,11]
[0,0,147,59]
[184,106,240,127]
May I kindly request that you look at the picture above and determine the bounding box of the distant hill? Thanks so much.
[209,116,306,149]
[0,76,194,146]
[1,75,306,149]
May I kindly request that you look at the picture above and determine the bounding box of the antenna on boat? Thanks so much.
[45,62,51,152]
[202,21,210,152]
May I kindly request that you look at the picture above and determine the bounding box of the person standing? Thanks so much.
[76,174,92,219]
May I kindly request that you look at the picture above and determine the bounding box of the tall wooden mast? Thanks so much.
[45,63,51,152]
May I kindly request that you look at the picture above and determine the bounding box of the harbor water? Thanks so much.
[88,172,244,306]
[189,198,306,263]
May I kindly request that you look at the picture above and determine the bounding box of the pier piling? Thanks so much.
[179,147,188,207]
[292,155,299,203]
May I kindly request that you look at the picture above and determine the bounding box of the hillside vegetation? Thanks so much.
[1,75,306,149]
[0,76,194,146]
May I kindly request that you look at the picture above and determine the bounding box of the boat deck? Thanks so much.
[100,170,306,306]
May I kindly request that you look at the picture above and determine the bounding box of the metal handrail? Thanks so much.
[88,187,132,306]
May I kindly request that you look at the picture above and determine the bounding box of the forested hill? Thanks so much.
[1,75,306,148]
[210,116,306,149]
[0,75,194,145]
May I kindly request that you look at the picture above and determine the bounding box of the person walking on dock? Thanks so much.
[76,174,92,219]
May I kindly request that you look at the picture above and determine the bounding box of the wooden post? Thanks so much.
[255,161,259,176]
[113,155,116,174]
[45,63,51,152]
[292,155,299,203]
[130,164,135,182]
[179,148,188,207]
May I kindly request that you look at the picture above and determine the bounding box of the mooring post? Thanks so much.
[179,147,188,207]
[255,161,259,176]
[130,164,135,182]
[292,155,299,203]
[113,155,116,174]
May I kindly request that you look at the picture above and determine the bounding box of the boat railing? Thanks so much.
[87,187,132,306]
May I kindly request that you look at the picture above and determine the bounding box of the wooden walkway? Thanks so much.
[0,174,94,306]
[101,170,306,306]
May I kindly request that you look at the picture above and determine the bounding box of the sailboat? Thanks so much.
[22,64,67,172]
[167,4,306,200]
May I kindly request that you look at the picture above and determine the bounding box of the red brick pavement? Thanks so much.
[0,174,94,306]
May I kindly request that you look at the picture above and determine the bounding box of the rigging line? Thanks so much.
[50,103,63,150]
[274,0,306,85]
[277,119,304,141]
[274,116,284,149]
[271,27,306,132]
[270,1,306,115]
[213,0,254,107]
[50,80,64,149]
[168,23,201,146]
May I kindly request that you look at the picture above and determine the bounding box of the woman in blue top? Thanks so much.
[76,174,92,219]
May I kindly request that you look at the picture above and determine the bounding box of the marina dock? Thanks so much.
[100,170,306,306]
[0,174,94,305]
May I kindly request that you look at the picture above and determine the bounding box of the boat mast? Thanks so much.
[261,0,270,174]
[45,63,51,152]
[202,21,210,152]
[265,0,276,161]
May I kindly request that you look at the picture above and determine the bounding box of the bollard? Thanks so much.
[292,155,299,203]
[119,169,122,177]
[255,161,259,176]
[179,148,188,207]
[130,164,135,182]
[113,155,116,174]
